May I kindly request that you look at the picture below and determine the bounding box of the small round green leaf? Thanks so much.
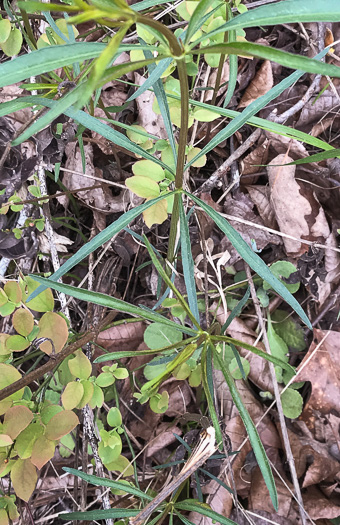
[280,388,303,419]
[144,322,182,349]
[1,27,22,57]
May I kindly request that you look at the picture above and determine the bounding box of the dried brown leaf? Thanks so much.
[238,60,273,109]
[294,329,340,421]
[96,321,145,353]
[241,138,269,185]
[246,185,278,229]
[268,154,330,256]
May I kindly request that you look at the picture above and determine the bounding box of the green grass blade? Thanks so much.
[286,148,340,165]
[187,192,311,328]
[171,92,333,153]
[0,43,106,87]
[94,336,197,362]
[192,0,340,46]
[195,42,340,78]
[27,192,177,301]
[221,287,250,332]
[29,275,197,336]
[132,0,177,11]
[212,335,295,373]
[201,343,223,447]
[12,84,84,146]
[63,468,152,501]
[143,234,200,330]
[176,500,237,525]
[126,57,173,103]
[223,52,237,108]
[184,47,330,169]
[0,95,173,173]
[178,200,199,323]
[60,509,139,521]
[213,349,278,511]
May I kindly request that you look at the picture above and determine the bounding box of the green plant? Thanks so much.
[1,0,340,521]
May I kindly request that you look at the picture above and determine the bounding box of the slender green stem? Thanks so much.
[136,14,190,266]
[167,59,190,265]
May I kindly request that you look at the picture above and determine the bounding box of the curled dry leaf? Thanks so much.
[293,329,340,426]
[267,154,330,256]
[241,138,269,185]
[303,485,340,520]
[246,185,278,229]
[146,423,182,457]
[316,230,340,305]
[296,89,340,130]
[189,373,281,525]
[238,60,273,109]
[38,231,73,254]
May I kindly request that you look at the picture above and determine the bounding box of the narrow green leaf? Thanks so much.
[187,192,311,328]
[221,287,250,333]
[176,500,237,525]
[94,336,197,363]
[183,46,331,169]
[80,24,130,108]
[178,200,199,323]
[212,335,295,373]
[60,508,139,521]
[132,0,178,11]
[0,43,106,88]
[18,1,79,13]
[195,42,340,78]
[126,57,172,103]
[27,192,177,301]
[285,148,340,165]
[192,0,340,46]
[0,96,173,173]
[201,343,223,447]
[223,6,237,109]
[141,47,177,162]
[29,275,197,336]
[63,467,152,500]
[213,349,278,511]
[143,234,200,330]
[12,84,84,146]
